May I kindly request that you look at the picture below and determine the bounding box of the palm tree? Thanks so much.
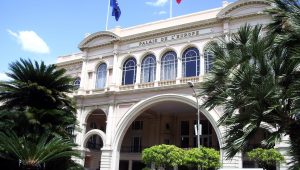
[200,24,300,168]
[0,59,77,138]
[266,0,300,168]
[0,131,82,170]
[0,59,75,111]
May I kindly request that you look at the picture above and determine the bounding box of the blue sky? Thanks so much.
[0,0,235,80]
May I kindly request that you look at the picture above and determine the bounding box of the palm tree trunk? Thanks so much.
[288,120,300,168]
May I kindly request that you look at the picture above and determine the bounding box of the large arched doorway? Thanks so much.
[114,94,222,170]
[84,109,107,170]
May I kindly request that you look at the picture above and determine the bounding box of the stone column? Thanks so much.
[155,61,161,87]
[177,57,182,84]
[135,63,141,89]
[100,148,114,170]
[275,135,291,170]
[200,53,205,76]
[111,45,119,91]
[78,51,88,95]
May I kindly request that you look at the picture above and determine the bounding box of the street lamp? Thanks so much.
[187,81,201,148]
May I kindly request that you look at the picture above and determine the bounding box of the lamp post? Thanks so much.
[187,81,201,148]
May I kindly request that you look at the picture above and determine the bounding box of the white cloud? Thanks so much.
[7,29,50,54]
[154,10,167,15]
[158,10,167,15]
[0,73,10,81]
[146,0,168,7]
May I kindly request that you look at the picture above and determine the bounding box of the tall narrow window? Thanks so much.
[141,54,156,83]
[96,63,107,89]
[204,50,214,73]
[161,51,177,80]
[122,57,137,85]
[182,47,200,77]
[73,77,81,90]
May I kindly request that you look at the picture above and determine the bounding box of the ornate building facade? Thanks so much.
[56,0,290,169]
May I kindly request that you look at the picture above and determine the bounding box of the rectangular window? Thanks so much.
[131,136,142,152]
[181,137,189,148]
[181,121,189,135]
[132,121,143,130]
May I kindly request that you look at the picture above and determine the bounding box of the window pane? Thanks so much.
[122,58,136,85]
[141,55,156,83]
[182,47,200,77]
[96,63,107,88]
[161,51,177,80]
[204,51,214,73]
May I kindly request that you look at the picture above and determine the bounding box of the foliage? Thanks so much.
[247,148,285,170]
[0,59,77,138]
[201,24,283,157]
[183,147,220,169]
[0,59,80,169]
[266,1,300,168]
[0,131,81,169]
[142,144,185,168]
[0,59,75,111]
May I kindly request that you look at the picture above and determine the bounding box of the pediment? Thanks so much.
[79,31,120,50]
[217,0,270,19]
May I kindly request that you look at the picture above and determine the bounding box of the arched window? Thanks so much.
[161,51,177,80]
[122,57,137,85]
[73,77,80,90]
[182,47,200,77]
[96,63,107,89]
[204,50,214,73]
[141,54,156,83]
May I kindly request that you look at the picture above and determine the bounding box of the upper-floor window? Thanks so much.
[90,122,97,129]
[73,77,81,90]
[141,54,156,83]
[132,121,143,130]
[122,57,137,85]
[204,50,214,73]
[161,51,177,81]
[96,63,107,89]
[182,47,200,77]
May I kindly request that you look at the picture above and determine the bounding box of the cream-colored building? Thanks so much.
[56,0,291,169]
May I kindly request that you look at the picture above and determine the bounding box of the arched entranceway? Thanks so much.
[83,109,107,170]
[111,94,223,170]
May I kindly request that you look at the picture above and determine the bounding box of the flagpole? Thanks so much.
[106,0,110,30]
[170,0,172,18]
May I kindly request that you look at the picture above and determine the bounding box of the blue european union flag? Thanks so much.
[110,0,121,21]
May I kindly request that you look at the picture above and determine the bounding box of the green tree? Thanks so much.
[200,24,300,168]
[0,131,82,170]
[266,0,300,168]
[247,148,285,170]
[183,147,220,170]
[0,59,80,169]
[142,144,185,169]
[0,59,77,138]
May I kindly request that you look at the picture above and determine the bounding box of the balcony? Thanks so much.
[75,76,203,95]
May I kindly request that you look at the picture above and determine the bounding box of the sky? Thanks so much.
[0,0,235,80]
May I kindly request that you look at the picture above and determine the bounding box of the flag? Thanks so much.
[176,0,182,4]
[110,0,121,21]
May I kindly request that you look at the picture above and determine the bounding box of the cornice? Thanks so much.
[217,0,270,19]
[56,59,83,67]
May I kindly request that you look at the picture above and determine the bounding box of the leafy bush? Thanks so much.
[142,144,185,169]
[184,147,220,169]
[142,144,221,170]
[247,148,284,170]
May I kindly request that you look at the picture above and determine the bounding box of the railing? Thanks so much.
[119,84,134,91]
[86,142,103,150]
[78,76,203,94]
[158,80,176,86]
[180,76,201,84]
[138,82,155,88]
